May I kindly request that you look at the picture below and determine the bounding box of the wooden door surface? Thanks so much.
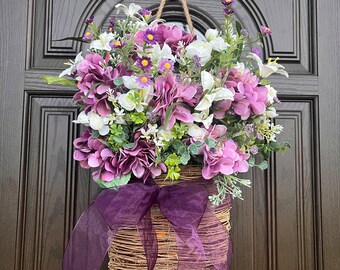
[1,0,339,269]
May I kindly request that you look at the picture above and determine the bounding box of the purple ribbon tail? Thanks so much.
[157,183,208,270]
[62,204,110,270]
[137,210,158,270]
[198,199,233,270]
[62,183,159,270]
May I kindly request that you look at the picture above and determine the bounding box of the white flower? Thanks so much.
[88,112,109,136]
[186,40,212,66]
[90,32,115,51]
[114,108,126,124]
[213,87,234,102]
[195,71,234,111]
[150,43,175,62]
[205,29,219,41]
[209,37,230,52]
[122,76,139,89]
[193,110,214,129]
[265,85,278,104]
[234,62,246,72]
[195,93,215,111]
[115,3,142,17]
[201,70,215,91]
[117,91,136,111]
[59,52,83,77]
[205,29,229,52]
[247,53,289,78]
[73,111,89,125]
[187,124,206,141]
[266,107,279,118]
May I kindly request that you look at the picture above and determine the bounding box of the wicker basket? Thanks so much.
[108,167,232,269]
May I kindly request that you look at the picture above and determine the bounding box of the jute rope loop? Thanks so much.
[156,0,195,35]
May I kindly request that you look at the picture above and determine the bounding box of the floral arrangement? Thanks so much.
[45,1,289,206]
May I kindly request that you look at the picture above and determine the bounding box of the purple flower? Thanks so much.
[193,55,201,70]
[251,47,262,57]
[256,133,263,140]
[136,74,152,88]
[260,26,272,35]
[250,145,258,155]
[107,17,115,33]
[153,74,199,128]
[110,40,125,49]
[140,9,152,20]
[136,57,152,72]
[221,0,235,6]
[85,15,94,25]
[224,8,234,15]
[240,29,249,37]
[245,124,254,133]
[74,53,119,116]
[158,59,174,72]
[82,31,93,41]
[142,29,159,45]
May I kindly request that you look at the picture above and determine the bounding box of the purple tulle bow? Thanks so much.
[62,180,232,270]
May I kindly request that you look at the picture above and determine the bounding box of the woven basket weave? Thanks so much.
[108,167,232,269]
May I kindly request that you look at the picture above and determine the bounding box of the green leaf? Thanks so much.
[258,160,268,170]
[114,77,124,86]
[180,152,191,165]
[172,140,184,151]
[235,21,242,35]
[41,75,76,87]
[123,142,135,149]
[53,36,85,42]
[205,138,216,148]
[178,146,187,155]
[260,79,271,86]
[248,157,255,167]
[97,173,131,189]
[91,130,100,138]
[188,143,199,155]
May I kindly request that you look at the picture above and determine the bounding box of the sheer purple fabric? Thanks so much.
[62,180,232,270]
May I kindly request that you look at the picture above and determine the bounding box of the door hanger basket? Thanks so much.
[43,0,289,269]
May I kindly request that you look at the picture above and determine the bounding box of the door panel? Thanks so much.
[1,0,339,269]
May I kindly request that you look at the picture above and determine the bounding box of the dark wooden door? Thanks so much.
[1,0,339,269]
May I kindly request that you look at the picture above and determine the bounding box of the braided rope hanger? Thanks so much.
[155,0,195,35]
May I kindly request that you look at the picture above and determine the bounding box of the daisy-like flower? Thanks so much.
[221,0,234,6]
[82,31,93,41]
[142,29,159,45]
[260,26,272,35]
[158,59,174,72]
[139,9,152,20]
[136,74,152,88]
[136,57,152,72]
[110,40,125,49]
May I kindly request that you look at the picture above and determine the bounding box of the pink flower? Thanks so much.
[226,68,268,120]
[152,74,199,128]
[74,53,119,116]
[202,139,250,179]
